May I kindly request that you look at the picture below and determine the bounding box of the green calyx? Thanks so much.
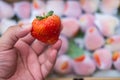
[36,11,54,20]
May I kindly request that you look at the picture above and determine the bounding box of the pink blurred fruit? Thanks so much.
[46,0,64,17]
[32,0,45,10]
[79,14,95,32]
[61,18,80,38]
[14,1,31,19]
[105,35,120,51]
[80,0,99,13]
[95,14,119,37]
[0,1,14,19]
[30,0,46,22]
[72,55,96,76]
[54,55,72,74]
[112,51,120,71]
[63,0,81,18]
[84,27,105,51]
[100,0,120,14]
[93,48,112,70]
[58,35,69,55]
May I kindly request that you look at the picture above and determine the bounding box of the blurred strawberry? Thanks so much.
[93,48,112,70]
[112,51,120,71]
[31,11,61,44]
[73,55,96,76]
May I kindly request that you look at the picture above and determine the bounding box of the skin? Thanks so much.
[0,24,62,80]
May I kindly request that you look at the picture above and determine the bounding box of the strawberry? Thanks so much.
[31,11,61,44]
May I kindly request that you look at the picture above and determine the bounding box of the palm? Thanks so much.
[0,33,61,80]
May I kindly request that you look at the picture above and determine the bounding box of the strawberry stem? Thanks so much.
[36,11,54,20]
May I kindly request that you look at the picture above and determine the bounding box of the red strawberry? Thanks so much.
[31,11,61,44]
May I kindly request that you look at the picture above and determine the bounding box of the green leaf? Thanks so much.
[67,39,84,59]
[46,11,54,17]
[36,16,44,20]
[36,11,54,20]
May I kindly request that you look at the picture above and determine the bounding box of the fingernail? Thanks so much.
[21,24,32,30]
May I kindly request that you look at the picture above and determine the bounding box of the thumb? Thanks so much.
[0,24,32,51]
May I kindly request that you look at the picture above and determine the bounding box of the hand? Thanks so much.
[0,24,62,80]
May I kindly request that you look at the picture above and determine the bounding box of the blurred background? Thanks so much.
[0,0,120,78]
